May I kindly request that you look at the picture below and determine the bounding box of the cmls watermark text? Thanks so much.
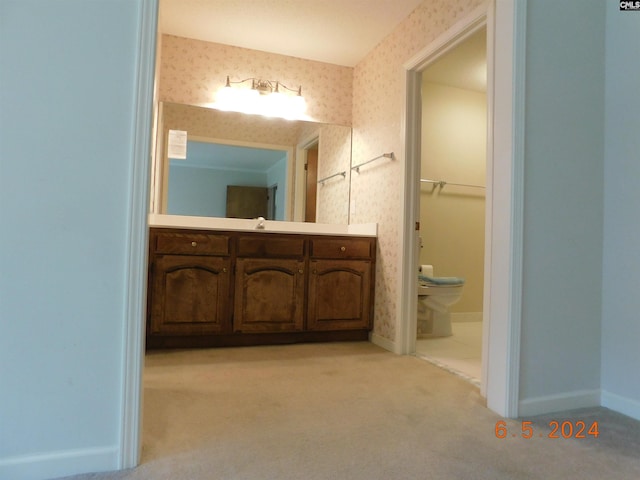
[620,1,640,10]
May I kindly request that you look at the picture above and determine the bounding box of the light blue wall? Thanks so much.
[2,5,639,480]
[601,3,640,418]
[519,0,605,411]
[266,155,288,221]
[0,1,152,478]
[167,165,267,217]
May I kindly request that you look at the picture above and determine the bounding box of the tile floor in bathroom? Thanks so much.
[415,321,482,387]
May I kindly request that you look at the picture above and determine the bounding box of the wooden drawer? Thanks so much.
[153,231,230,256]
[310,237,373,259]
[237,235,305,257]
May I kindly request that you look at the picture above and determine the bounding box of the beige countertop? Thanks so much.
[148,214,377,237]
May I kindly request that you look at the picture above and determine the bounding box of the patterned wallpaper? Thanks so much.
[159,34,353,126]
[316,125,351,224]
[351,0,485,343]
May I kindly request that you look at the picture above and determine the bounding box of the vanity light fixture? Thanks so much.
[215,76,307,120]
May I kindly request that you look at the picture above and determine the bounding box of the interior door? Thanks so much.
[226,185,268,219]
[305,146,318,222]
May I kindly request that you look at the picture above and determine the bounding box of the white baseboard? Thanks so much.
[451,312,483,323]
[518,389,601,417]
[0,445,118,480]
[601,390,640,421]
[369,332,398,353]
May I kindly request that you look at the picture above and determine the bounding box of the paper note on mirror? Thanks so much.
[168,129,187,159]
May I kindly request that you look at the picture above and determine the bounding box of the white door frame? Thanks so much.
[120,0,158,468]
[121,0,528,466]
[397,0,526,418]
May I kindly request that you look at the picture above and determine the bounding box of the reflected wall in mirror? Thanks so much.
[168,141,288,220]
[151,102,352,224]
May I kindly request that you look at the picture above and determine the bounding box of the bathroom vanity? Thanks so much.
[146,215,377,348]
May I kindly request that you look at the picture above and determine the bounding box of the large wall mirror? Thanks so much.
[150,102,352,224]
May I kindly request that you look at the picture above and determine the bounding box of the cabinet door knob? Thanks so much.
[222,267,227,273]
[340,246,346,252]
[191,241,197,247]
[298,269,304,274]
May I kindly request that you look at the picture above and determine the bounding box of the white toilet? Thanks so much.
[417,265,465,338]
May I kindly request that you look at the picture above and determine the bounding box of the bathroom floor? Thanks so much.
[415,321,482,387]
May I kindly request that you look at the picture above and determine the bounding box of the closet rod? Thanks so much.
[420,178,485,189]
[317,171,346,186]
[351,152,395,173]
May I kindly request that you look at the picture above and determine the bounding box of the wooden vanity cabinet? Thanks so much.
[147,230,232,339]
[146,228,376,348]
[233,235,306,333]
[308,238,375,331]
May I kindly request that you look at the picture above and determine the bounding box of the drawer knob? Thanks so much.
[340,246,346,252]
[299,269,304,274]
[191,241,197,247]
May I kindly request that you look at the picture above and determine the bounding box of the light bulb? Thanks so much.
[292,95,307,116]
[262,91,286,117]
[215,85,235,110]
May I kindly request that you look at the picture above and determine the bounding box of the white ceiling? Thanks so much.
[159,0,425,67]
[159,0,486,91]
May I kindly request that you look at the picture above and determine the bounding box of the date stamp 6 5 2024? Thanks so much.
[495,420,600,439]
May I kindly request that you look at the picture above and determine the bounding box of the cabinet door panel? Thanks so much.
[308,260,372,330]
[150,255,231,335]
[234,258,305,333]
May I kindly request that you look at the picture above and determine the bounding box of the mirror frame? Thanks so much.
[150,102,352,224]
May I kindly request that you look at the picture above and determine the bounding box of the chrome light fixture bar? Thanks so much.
[215,76,307,120]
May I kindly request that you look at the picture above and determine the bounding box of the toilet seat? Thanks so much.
[418,283,463,296]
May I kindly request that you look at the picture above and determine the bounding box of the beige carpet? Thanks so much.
[60,342,640,479]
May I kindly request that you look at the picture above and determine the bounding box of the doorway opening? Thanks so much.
[399,2,525,416]
[414,26,487,386]
[399,8,491,389]
[304,141,319,222]
[266,184,278,220]
[123,1,526,465]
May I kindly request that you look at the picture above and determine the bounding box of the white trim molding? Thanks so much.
[482,0,526,419]
[519,390,601,418]
[0,446,119,480]
[370,332,398,354]
[601,390,640,422]
[120,0,158,469]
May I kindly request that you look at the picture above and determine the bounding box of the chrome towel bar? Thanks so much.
[317,171,346,186]
[351,152,395,173]
[420,178,485,189]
